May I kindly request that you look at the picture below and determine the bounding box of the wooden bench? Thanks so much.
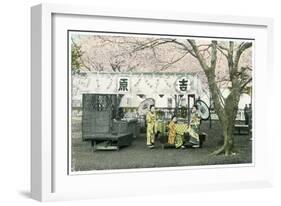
[233,124,249,135]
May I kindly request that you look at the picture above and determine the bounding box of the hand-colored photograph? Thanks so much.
[69,31,253,172]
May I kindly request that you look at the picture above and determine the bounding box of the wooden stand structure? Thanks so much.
[82,94,135,151]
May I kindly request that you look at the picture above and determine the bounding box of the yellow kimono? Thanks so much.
[189,112,201,145]
[174,123,200,148]
[146,111,157,145]
[175,123,189,148]
[167,121,176,145]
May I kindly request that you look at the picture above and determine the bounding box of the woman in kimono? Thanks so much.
[167,115,186,149]
[189,105,201,147]
[146,105,157,148]
[167,115,177,145]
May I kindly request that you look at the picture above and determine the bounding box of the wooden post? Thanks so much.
[187,94,195,124]
[92,140,96,152]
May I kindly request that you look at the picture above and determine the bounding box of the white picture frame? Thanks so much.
[31,3,274,202]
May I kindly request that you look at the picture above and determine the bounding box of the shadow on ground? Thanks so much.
[71,120,252,171]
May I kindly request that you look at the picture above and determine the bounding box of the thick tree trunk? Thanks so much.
[224,129,234,156]
[211,90,239,156]
[211,119,234,156]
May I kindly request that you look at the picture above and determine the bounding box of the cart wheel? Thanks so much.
[195,99,210,120]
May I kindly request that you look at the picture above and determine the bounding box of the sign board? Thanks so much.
[117,77,130,93]
[175,76,192,94]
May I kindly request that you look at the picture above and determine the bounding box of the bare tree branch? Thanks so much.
[160,51,189,71]
[216,45,228,58]
[187,39,210,70]
[132,38,175,52]
[234,42,252,69]
[217,44,229,52]
[240,77,252,91]
[210,41,218,70]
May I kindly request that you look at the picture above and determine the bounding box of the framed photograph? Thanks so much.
[31,3,274,201]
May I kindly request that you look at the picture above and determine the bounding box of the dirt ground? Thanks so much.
[71,119,252,172]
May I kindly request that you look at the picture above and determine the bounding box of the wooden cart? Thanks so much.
[81,94,135,151]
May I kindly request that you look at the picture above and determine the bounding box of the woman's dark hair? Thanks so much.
[171,115,177,120]
[150,105,155,110]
